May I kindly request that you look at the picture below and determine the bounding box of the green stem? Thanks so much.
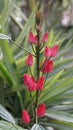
[30,92,35,107]
[31,44,36,54]
[35,30,40,124]
[30,92,35,120]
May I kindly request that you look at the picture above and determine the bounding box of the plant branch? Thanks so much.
[10,39,36,57]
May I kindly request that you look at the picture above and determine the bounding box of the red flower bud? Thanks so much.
[42,32,48,43]
[42,59,53,73]
[25,54,33,66]
[22,110,30,124]
[36,76,44,91]
[51,45,59,57]
[44,45,59,58]
[24,74,36,91]
[44,46,51,57]
[31,76,36,84]
[36,103,46,117]
[28,31,37,44]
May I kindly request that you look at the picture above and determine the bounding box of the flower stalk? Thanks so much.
[22,10,59,126]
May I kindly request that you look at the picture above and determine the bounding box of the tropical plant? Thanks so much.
[0,0,73,130]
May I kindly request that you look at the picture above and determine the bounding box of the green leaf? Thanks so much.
[0,120,26,130]
[39,76,73,103]
[0,63,13,86]
[0,34,11,40]
[0,104,15,124]
[40,69,64,100]
[47,29,54,47]
[0,0,14,29]
[46,110,73,123]
[0,36,20,89]
[31,124,45,130]
[0,0,4,13]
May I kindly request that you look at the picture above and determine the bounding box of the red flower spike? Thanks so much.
[51,45,59,57]
[25,54,33,66]
[42,32,48,43]
[24,74,36,91]
[44,46,51,57]
[28,31,37,44]
[36,76,44,91]
[42,59,53,73]
[36,103,46,117]
[22,110,30,124]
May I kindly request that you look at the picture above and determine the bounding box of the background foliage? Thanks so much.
[0,0,73,130]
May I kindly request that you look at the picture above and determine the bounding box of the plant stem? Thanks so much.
[10,39,36,57]
[35,30,40,124]
[30,92,35,120]
[30,92,35,107]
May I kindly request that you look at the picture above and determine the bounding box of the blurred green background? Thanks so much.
[0,0,73,130]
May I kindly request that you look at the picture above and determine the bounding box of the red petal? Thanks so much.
[51,45,59,57]
[28,31,34,44]
[24,74,30,86]
[36,103,46,117]
[42,32,48,43]
[42,60,53,73]
[24,74,36,92]
[44,46,51,57]
[25,54,33,66]
[34,35,38,44]
[22,110,30,124]
[36,76,44,91]
[28,31,38,44]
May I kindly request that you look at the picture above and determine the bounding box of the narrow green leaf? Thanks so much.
[40,70,64,99]
[0,63,13,85]
[46,110,73,123]
[0,38,20,89]
[0,0,14,29]
[47,29,54,47]
[12,10,35,53]
[39,77,73,103]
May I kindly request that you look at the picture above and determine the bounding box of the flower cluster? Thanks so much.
[22,30,59,124]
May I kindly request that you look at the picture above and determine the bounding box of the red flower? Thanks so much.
[25,54,33,66]
[36,76,44,91]
[24,74,36,91]
[42,59,53,73]
[44,46,51,57]
[36,103,46,117]
[28,31,37,44]
[31,76,36,84]
[42,32,48,43]
[22,110,30,124]
[51,45,59,57]
[44,45,59,58]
